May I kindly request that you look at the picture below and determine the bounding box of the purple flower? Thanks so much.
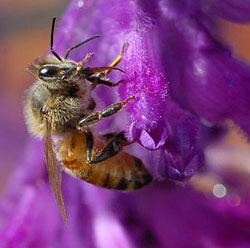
[2,0,250,247]
[54,0,206,180]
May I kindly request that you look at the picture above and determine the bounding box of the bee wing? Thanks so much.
[45,120,68,225]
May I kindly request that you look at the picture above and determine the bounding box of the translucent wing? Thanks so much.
[45,120,68,225]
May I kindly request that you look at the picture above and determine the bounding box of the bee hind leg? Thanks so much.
[86,131,130,164]
[85,130,153,189]
[100,132,116,142]
[85,129,94,163]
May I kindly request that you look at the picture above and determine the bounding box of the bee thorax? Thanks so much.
[24,82,92,137]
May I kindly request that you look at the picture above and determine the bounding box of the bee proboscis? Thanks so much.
[24,17,153,225]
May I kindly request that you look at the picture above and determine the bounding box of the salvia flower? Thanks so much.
[1,0,250,247]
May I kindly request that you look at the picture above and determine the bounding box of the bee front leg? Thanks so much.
[100,42,127,76]
[83,43,127,88]
[85,43,127,77]
[87,77,123,88]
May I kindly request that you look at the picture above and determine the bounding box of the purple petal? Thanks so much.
[0,140,60,248]
[207,0,250,23]
[135,186,250,247]
[159,0,250,23]
[119,30,169,147]
[93,215,134,248]
[0,186,59,248]
[160,10,250,137]
[113,4,169,147]
[0,139,96,248]
[185,42,250,136]
[158,99,205,181]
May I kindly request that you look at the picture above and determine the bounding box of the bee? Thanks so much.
[24,18,153,224]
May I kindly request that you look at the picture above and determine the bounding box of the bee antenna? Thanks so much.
[64,34,101,60]
[50,17,63,62]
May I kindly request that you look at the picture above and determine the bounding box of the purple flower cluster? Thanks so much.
[1,0,250,247]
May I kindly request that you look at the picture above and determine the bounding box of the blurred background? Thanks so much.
[0,0,68,196]
[0,0,250,198]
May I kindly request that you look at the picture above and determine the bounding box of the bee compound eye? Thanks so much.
[39,66,59,78]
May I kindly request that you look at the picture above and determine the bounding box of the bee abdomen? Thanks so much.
[82,156,153,191]
[60,133,153,191]
[125,156,153,191]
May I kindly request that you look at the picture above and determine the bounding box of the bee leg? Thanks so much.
[78,95,135,127]
[85,129,94,163]
[81,53,93,65]
[88,132,131,164]
[87,76,123,87]
[85,130,125,163]
[101,42,127,76]
[100,132,116,142]
[84,43,127,87]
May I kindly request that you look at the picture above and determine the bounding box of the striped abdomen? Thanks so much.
[57,132,153,190]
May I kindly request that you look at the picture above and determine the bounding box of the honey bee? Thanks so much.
[24,18,153,224]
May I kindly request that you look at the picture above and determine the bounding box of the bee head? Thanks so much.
[38,62,78,82]
[28,55,80,88]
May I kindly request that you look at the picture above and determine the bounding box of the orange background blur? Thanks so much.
[0,0,68,195]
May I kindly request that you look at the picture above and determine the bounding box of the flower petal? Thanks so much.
[160,11,250,137]
[118,30,168,147]
[158,99,205,180]
[208,0,250,23]
[0,141,60,248]
[137,186,250,247]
